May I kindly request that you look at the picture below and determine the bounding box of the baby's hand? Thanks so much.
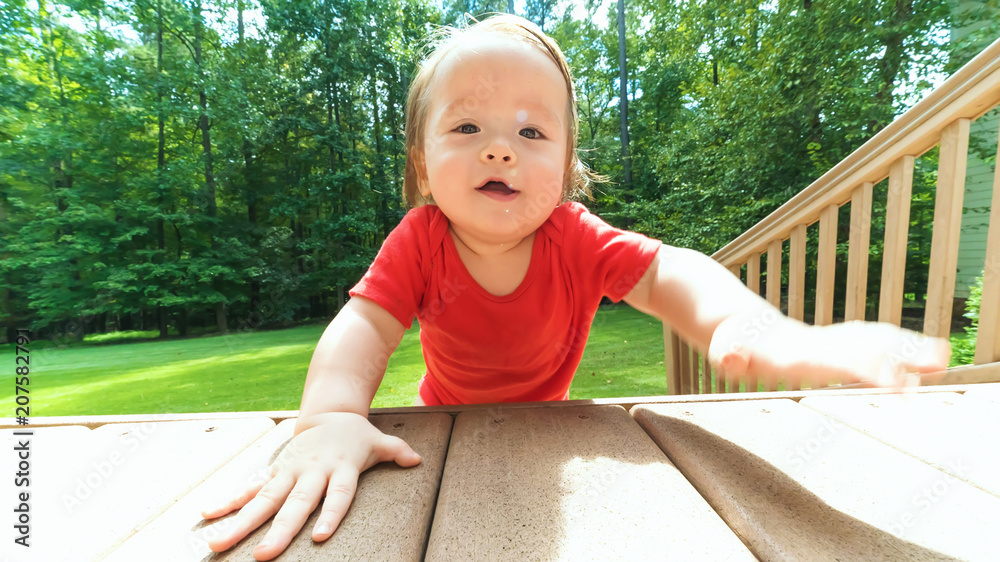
[200,412,421,561]
[711,317,952,390]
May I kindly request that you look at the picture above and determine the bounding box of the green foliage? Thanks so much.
[598,0,955,255]
[0,0,992,344]
[952,273,984,366]
[0,0,438,340]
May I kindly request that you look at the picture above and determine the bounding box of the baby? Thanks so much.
[201,14,950,560]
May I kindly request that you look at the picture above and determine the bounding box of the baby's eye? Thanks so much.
[458,124,479,134]
[520,128,542,139]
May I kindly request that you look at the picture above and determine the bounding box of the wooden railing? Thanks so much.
[664,36,1000,395]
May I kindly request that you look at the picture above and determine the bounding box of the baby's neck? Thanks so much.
[448,226,536,297]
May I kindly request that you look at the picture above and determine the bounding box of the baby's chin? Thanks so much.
[448,212,549,248]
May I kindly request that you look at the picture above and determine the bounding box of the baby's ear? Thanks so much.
[413,150,432,197]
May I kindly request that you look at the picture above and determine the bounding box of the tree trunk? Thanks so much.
[371,67,390,240]
[177,308,188,337]
[193,0,217,219]
[617,0,631,187]
[157,1,169,340]
[239,1,257,228]
[238,1,261,321]
[0,178,13,343]
[192,0,226,333]
[388,64,400,196]
[869,0,913,134]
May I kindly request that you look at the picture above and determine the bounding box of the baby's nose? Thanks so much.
[482,142,515,163]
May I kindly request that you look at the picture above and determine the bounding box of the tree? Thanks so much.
[0,0,960,343]
[616,0,631,188]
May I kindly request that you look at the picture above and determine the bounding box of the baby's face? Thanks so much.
[418,36,569,246]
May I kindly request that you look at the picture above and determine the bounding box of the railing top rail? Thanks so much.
[712,36,1000,266]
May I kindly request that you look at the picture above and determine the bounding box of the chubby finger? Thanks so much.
[206,474,295,553]
[708,344,750,383]
[872,331,951,389]
[312,467,361,542]
[904,335,951,373]
[252,471,328,561]
[202,477,268,520]
[376,434,422,468]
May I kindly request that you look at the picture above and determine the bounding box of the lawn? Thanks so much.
[1,304,972,417]
[0,305,668,417]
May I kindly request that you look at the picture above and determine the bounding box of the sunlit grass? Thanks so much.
[0,306,668,416]
[2,304,967,417]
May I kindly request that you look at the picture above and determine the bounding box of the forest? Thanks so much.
[1,0,997,343]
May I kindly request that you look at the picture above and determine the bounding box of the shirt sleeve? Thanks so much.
[561,202,662,303]
[348,206,434,329]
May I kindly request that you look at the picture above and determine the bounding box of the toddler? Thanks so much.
[202,14,949,560]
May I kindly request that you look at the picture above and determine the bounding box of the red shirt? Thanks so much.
[349,202,661,405]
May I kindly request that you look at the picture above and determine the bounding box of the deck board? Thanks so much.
[107,413,453,561]
[3,418,274,561]
[103,419,298,561]
[961,381,1000,404]
[633,399,1000,560]
[425,405,755,561]
[226,413,452,561]
[800,392,1000,497]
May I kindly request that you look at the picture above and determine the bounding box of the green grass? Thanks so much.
[1,304,972,417]
[0,305,667,416]
[568,306,667,399]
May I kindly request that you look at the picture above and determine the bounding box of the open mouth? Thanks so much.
[476,180,516,196]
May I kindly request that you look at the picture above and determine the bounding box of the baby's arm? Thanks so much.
[201,297,422,561]
[623,245,950,389]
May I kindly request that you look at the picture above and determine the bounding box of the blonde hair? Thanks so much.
[402,14,602,208]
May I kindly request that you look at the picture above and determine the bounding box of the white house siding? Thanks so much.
[956,108,998,298]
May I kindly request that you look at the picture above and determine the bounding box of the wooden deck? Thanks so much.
[3,383,1000,560]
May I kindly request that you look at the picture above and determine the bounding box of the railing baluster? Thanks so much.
[765,240,783,391]
[816,205,839,328]
[678,338,692,394]
[788,225,806,390]
[747,252,761,295]
[690,345,700,394]
[846,183,874,322]
[879,156,915,326]
[766,240,783,308]
[814,205,839,388]
[720,263,742,393]
[706,353,721,394]
[746,253,760,392]
[789,225,806,323]
[975,119,1000,365]
[697,346,709,394]
[925,118,971,339]
[664,323,681,395]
